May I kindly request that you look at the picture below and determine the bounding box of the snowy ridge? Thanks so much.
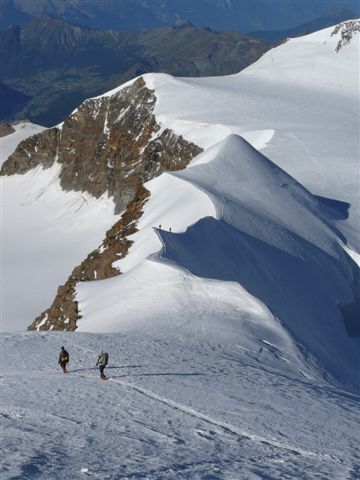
[1,22,360,478]
[2,23,359,332]
[176,135,342,257]
[78,134,360,388]
[168,135,360,386]
[143,22,359,250]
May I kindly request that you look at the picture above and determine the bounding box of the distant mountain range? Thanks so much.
[0,6,357,127]
[1,0,359,32]
[0,16,271,126]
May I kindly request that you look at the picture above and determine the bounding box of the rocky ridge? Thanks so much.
[332,19,360,51]
[1,76,202,330]
[1,77,201,214]
[28,184,150,331]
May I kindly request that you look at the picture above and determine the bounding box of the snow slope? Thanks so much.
[2,331,360,479]
[2,164,117,330]
[144,23,360,250]
[77,135,360,388]
[1,23,360,480]
[0,122,45,167]
[2,23,358,333]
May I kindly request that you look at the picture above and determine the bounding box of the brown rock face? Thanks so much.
[1,77,201,213]
[6,76,202,331]
[1,127,59,174]
[0,123,15,137]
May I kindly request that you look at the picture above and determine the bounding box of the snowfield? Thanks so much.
[1,331,360,480]
[145,24,360,250]
[2,164,118,330]
[0,122,45,167]
[1,22,360,480]
[78,134,360,388]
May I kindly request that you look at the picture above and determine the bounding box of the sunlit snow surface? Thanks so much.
[1,24,360,479]
[2,24,359,331]
[77,24,360,385]
[0,122,45,167]
[145,25,360,249]
[1,331,360,479]
[2,164,117,329]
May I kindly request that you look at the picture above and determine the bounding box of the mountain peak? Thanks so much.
[26,14,90,30]
[2,20,359,391]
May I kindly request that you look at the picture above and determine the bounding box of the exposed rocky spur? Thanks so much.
[0,122,15,137]
[28,184,150,331]
[1,77,201,214]
[1,76,202,331]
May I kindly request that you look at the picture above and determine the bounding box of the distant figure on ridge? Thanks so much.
[169,227,172,232]
[58,346,69,373]
[96,351,109,380]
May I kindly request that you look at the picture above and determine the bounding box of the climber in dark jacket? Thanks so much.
[58,346,69,373]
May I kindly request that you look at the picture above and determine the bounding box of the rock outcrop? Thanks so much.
[28,183,150,331]
[332,20,360,52]
[1,127,59,174]
[2,77,201,213]
[0,122,15,137]
[0,76,202,330]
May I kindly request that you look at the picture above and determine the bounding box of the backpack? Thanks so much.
[103,352,109,365]
[61,351,69,362]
